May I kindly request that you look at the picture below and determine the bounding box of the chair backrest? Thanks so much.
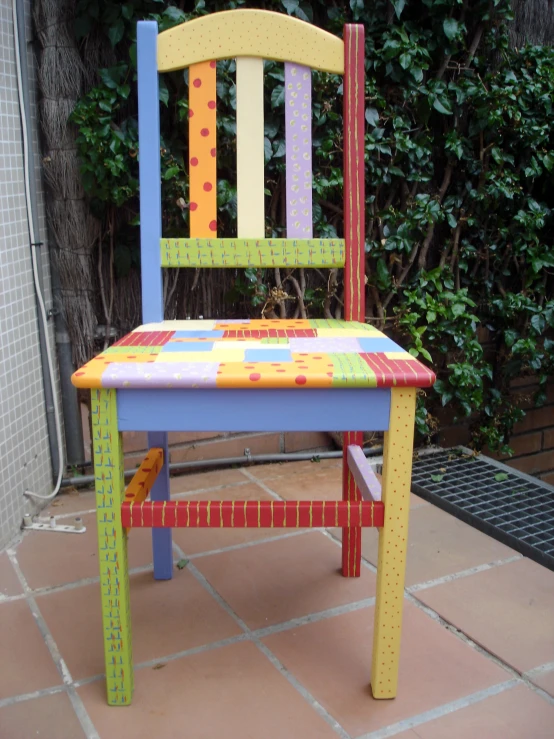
[137,10,365,324]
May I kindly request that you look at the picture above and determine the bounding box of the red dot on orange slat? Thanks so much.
[201,128,209,137]
[295,375,307,385]
[190,157,199,166]
[208,100,216,109]
[211,148,216,157]
[249,373,261,382]
[270,363,281,366]
[193,78,202,87]
[203,182,213,192]
[210,61,216,68]
[190,202,198,211]
[209,220,217,232]
[188,109,194,118]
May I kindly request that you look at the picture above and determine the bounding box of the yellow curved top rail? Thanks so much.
[157,10,344,74]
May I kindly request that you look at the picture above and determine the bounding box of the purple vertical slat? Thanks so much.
[285,63,312,237]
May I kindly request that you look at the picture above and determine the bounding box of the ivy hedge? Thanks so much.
[70,0,554,452]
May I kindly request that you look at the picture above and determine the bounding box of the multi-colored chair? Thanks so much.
[71,10,435,705]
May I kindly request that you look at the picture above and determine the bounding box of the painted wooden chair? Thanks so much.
[71,9,435,706]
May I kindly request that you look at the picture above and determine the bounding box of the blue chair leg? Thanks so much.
[148,431,173,580]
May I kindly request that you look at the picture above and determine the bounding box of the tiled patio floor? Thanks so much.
[1,458,554,738]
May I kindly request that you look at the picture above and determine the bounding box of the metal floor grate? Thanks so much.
[411,447,554,571]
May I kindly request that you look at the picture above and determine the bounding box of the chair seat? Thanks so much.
[72,319,435,390]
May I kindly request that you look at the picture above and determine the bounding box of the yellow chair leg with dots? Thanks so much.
[371,387,416,699]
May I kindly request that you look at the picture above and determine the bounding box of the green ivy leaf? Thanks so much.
[433,96,453,115]
[431,474,444,482]
[494,473,509,482]
[108,20,125,47]
[271,85,285,109]
[392,0,406,18]
[531,313,546,334]
[365,107,379,127]
[176,559,189,570]
[443,18,459,41]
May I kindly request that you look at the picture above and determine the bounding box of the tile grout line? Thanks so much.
[404,593,554,706]
[0,684,67,710]
[240,468,284,499]
[525,661,554,677]
[321,528,554,709]
[356,680,520,739]
[405,554,523,593]
[0,532,315,605]
[171,538,352,739]
[5,548,101,739]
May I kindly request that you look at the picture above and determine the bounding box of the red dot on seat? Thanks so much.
[276,369,286,373]
[249,373,261,382]
[203,182,213,192]
[193,78,202,87]
[190,157,199,166]
[208,100,216,109]
[295,375,307,385]
[201,128,209,137]
[188,109,194,118]
[210,61,216,68]
[190,202,198,211]
[270,363,281,366]
[211,148,216,157]
[209,220,217,232]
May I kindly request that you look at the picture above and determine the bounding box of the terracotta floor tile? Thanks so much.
[0,692,85,739]
[173,483,289,554]
[0,552,22,597]
[530,668,554,698]
[393,684,554,739]
[0,600,62,698]
[170,468,247,494]
[263,602,508,737]
[16,513,155,590]
[38,569,242,680]
[264,466,343,501]
[247,458,341,481]
[416,558,554,673]
[46,489,97,516]
[331,505,517,587]
[194,532,376,630]
[79,641,338,739]
[410,493,429,508]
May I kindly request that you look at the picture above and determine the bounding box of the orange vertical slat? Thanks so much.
[188,61,217,236]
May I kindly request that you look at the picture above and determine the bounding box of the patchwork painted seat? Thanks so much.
[73,319,434,390]
[71,9,435,706]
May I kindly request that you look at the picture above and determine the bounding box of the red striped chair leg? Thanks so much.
[342,431,364,577]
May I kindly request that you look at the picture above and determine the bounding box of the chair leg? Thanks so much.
[342,430,364,577]
[371,388,416,699]
[92,389,134,705]
[148,432,173,580]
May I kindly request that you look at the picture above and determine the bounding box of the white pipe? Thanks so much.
[12,0,65,501]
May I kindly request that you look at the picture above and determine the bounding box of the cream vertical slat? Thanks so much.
[236,57,265,237]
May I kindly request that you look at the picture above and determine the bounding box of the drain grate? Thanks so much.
[411,447,554,571]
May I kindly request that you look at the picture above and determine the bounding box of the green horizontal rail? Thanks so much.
[160,237,346,268]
